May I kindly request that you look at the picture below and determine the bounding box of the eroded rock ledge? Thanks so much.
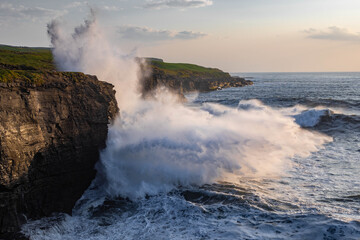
[0,72,118,238]
[140,58,253,97]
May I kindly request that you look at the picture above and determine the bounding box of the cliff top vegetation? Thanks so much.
[0,45,87,85]
[0,45,54,71]
[148,58,231,79]
[0,45,55,84]
[0,45,233,84]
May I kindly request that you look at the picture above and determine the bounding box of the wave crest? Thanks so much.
[99,97,332,199]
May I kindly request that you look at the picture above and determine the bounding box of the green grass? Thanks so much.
[0,45,55,71]
[149,59,230,79]
[0,45,55,84]
[0,69,45,84]
[0,45,231,84]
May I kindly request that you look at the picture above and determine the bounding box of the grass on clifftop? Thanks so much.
[0,45,54,71]
[0,45,55,84]
[0,45,231,84]
[0,69,45,84]
[149,58,231,79]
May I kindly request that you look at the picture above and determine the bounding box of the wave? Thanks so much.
[294,109,333,127]
[267,96,360,111]
[238,102,334,128]
[46,13,332,200]
[97,98,331,199]
[21,186,360,240]
[298,98,360,109]
[21,11,360,240]
[270,103,360,129]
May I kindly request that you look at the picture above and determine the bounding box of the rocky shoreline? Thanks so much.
[140,58,253,98]
[0,72,118,239]
[143,67,252,95]
[0,46,253,239]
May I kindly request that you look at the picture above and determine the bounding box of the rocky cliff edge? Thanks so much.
[0,71,118,238]
[139,58,253,97]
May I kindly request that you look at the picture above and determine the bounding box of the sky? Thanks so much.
[1,0,360,72]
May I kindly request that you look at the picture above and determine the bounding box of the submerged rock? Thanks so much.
[0,72,118,238]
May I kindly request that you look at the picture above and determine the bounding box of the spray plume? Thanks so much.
[48,10,141,111]
[47,13,332,199]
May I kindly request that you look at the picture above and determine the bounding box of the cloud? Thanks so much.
[65,2,122,11]
[65,1,88,9]
[103,6,122,11]
[0,3,64,23]
[118,25,207,41]
[144,0,213,9]
[304,26,360,42]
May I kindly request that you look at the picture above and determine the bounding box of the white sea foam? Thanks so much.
[22,189,360,240]
[294,109,332,127]
[98,96,332,199]
[47,12,332,199]
[275,104,337,127]
[20,12,360,240]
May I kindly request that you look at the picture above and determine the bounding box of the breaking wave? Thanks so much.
[98,98,331,199]
[20,12,360,240]
[46,13,332,200]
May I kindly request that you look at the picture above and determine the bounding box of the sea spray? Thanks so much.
[47,12,332,200]
[99,96,331,198]
[47,11,141,112]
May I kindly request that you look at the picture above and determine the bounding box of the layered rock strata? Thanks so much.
[0,72,118,238]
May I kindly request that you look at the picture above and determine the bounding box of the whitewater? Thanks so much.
[22,14,360,240]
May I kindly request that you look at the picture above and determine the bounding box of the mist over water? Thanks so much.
[47,13,331,199]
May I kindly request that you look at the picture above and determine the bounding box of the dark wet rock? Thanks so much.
[0,72,118,238]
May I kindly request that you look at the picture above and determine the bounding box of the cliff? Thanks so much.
[0,45,251,238]
[0,46,118,238]
[140,58,253,97]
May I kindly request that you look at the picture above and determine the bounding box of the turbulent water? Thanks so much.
[22,72,360,240]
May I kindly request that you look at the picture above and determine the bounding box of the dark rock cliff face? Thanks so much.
[141,66,253,98]
[0,72,118,238]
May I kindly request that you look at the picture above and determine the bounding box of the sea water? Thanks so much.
[22,72,360,240]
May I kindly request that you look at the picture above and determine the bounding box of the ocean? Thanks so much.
[22,72,360,240]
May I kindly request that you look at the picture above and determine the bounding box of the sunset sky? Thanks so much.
[1,0,360,72]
